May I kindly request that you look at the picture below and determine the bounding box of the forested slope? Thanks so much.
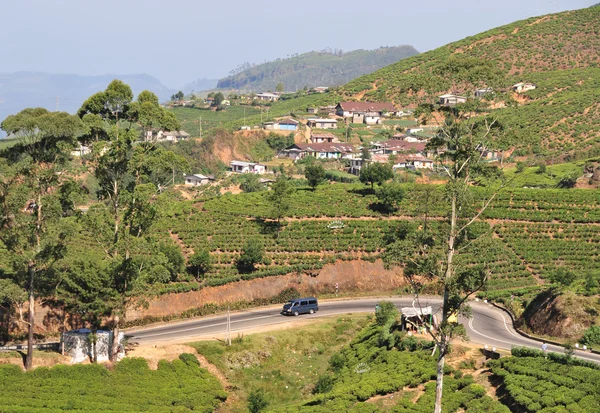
[216,46,419,91]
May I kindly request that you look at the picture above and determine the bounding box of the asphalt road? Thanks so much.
[127,297,600,363]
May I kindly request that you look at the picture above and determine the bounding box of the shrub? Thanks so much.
[581,325,600,347]
[178,353,200,367]
[375,301,398,326]
[247,389,269,413]
[313,374,335,394]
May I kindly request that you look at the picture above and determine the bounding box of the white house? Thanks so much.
[406,128,424,134]
[349,154,390,175]
[307,118,338,129]
[254,92,280,102]
[184,174,214,186]
[394,154,434,170]
[70,145,91,157]
[336,102,397,118]
[474,88,494,98]
[230,160,268,174]
[512,83,536,93]
[371,139,427,155]
[310,133,338,143]
[438,94,467,106]
[145,130,190,143]
[392,133,426,143]
[280,142,354,160]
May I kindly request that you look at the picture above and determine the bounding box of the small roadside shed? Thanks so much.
[401,306,434,332]
[61,329,125,364]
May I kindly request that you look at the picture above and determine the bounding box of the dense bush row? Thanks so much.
[0,356,226,412]
[489,349,600,412]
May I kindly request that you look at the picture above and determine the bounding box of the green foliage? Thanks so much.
[489,353,600,412]
[581,325,600,347]
[0,356,227,412]
[248,389,269,413]
[187,250,212,280]
[266,132,295,152]
[324,169,359,183]
[266,176,295,223]
[375,301,398,326]
[236,239,265,273]
[375,183,406,213]
[359,163,393,189]
[313,374,335,394]
[546,267,576,288]
[179,353,201,367]
[305,164,326,191]
[239,174,264,193]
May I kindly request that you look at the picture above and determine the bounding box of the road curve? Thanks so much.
[127,297,600,364]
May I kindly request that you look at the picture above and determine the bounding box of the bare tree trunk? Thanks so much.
[25,267,35,371]
[434,343,446,413]
[113,180,119,245]
[91,326,98,364]
[434,195,457,413]
[110,315,120,362]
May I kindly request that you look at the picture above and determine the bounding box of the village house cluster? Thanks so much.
[180,83,528,184]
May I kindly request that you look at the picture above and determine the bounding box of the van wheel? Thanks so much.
[293,311,299,316]
[309,309,315,314]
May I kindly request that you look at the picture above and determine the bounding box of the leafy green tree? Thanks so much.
[171,91,184,101]
[266,132,294,151]
[239,174,263,193]
[548,268,576,288]
[212,92,225,107]
[144,148,190,186]
[236,240,264,273]
[359,162,393,189]
[266,176,295,226]
[187,251,212,281]
[0,108,82,370]
[305,164,325,191]
[58,259,115,363]
[375,182,406,213]
[248,389,269,413]
[361,146,372,161]
[384,98,506,413]
[536,162,547,174]
[275,83,284,93]
[77,80,183,360]
[581,325,600,347]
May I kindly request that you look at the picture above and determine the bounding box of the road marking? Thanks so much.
[132,314,279,339]
[132,309,374,341]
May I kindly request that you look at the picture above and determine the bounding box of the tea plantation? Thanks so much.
[0,355,226,412]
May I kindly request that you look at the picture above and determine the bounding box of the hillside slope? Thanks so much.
[340,6,600,156]
[216,46,419,91]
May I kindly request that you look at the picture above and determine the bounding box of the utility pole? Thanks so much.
[55,96,59,111]
[226,306,231,346]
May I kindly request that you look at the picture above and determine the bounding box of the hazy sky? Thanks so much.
[0,0,594,88]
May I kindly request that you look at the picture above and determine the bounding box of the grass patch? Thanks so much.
[188,314,370,412]
[501,161,584,188]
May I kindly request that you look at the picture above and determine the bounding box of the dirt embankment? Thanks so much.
[518,290,600,339]
[127,259,404,321]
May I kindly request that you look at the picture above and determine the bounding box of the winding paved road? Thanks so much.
[127,297,600,363]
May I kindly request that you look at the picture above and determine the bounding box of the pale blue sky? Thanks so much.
[0,0,594,88]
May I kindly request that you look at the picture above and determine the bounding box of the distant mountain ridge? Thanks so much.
[0,72,174,136]
[216,46,419,92]
[182,78,219,94]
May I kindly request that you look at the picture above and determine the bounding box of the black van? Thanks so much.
[281,297,318,316]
